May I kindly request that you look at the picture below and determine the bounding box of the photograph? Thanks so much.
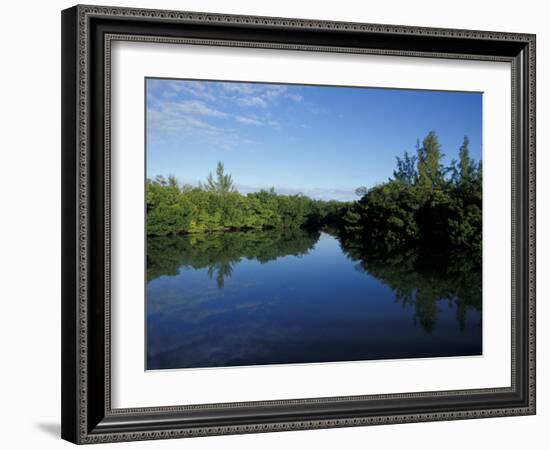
[145,78,483,371]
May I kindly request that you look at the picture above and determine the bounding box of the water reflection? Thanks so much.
[147,230,481,370]
[337,234,482,333]
[147,228,319,287]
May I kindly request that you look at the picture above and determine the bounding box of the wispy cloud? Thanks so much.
[234,114,280,128]
[221,82,303,109]
[237,96,269,108]
[170,100,227,117]
[147,79,310,150]
[287,93,303,103]
[310,106,328,115]
[235,115,262,126]
[148,100,245,151]
[159,80,217,101]
[220,83,256,95]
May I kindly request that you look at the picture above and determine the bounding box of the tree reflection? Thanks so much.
[147,228,320,286]
[337,233,481,333]
[147,229,481,333]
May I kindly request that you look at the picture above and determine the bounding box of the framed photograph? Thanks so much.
[61,4,536,444]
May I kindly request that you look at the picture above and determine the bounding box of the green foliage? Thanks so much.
[344,131,482,257]
[458,136,476,183]
[204,161,236,194]
[393,151,418,185]
[147,131,481,263]
[417,131,446,188]
[346,180,423,252]
[146,164,350,236]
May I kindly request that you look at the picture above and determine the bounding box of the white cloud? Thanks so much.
[237,96,269,108]
[171,100,227,117]
[147,79,312,148]
[287,93,303,102]
[220,83,256,95]
[163,80,217,101]
[221,82,303,109]
[234,114,280,128]
[148,109,221,135]
[235,115,262,126]
[148,100,250,151]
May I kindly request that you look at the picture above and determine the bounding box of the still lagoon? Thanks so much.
[146,230,482,370]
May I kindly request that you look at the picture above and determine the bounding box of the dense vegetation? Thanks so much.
[147,162,349,235]
[147,131,481,259]
[341,132,482,258]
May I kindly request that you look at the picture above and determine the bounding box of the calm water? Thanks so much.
[146,230,482,370]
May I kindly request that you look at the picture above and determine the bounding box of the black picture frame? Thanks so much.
[61,4,536,444]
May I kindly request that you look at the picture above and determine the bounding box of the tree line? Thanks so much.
[147,162,349,235]
[147,130,481,258]
[341,131,482,257]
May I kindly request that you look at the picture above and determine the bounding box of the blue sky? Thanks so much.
[146,78,482,201]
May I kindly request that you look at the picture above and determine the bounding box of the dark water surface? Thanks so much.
[146,230,482,370]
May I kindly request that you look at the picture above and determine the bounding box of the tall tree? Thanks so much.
[167,174,180,190]
[205,161,236,194]
[458,136,476,184]
[393,151,418,185]
[417,131,445,188]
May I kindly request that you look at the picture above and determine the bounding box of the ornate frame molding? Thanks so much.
[61,4,536,444]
